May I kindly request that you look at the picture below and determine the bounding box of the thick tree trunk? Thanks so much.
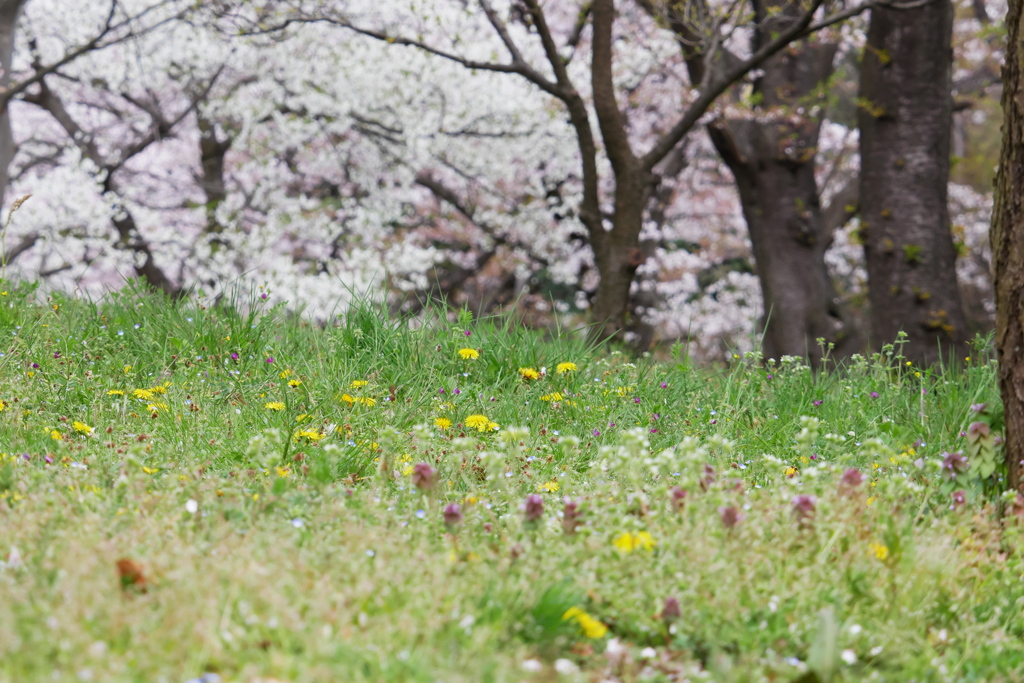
[706,35,857,365]
[858,0,970,366]
[589,165,648,343]
[714,122,855,364]
[992,0,1024,491]
[0,0,26,205]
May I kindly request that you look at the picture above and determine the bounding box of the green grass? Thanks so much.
[0,283,1021,682]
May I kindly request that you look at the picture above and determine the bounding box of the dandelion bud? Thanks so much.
[562,497,581,535]
[838,467,864,496]
[411,463,437,492]
[718,505,744,529]
[443,502,463,528]
[669,486,687,512]
[661,596,681,623]
[523,493,544,523]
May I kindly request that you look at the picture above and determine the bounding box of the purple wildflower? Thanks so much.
[411,463,437,492]
[966,421,991,445]
[792,494,817,524]
[718,505,744,529]
[838,468,864,496]
[951,489,966,510]
[265,357,274,364]
[443,503,463,528]
[870,391,879,398]
[661,597,682,623]
[562,497,581,535]
[940,451,969,481]
[669,486,688,512]
[699,464,716,492]
[523,494,544,523]
[230,352,239,361]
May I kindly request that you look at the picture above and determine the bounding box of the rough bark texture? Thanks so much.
[992,0,1024,491]
[858,0,970,366]
[652,0,859,366]
[0,0,26,205]
[587,0,650,343]
[710,35,857,365]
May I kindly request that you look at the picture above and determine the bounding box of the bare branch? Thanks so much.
[640,0,880,171]
[3,1,185,108]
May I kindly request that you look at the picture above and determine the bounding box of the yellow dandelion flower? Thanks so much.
[149,384,168,395]
[293,429,325,443]
[264,401,285,411]
[519,367,540,380]
[72,421,94,435]
[616,386,632,397]
[401,463,414,476]
[275,466,291,478]
[537,481,560,493]
[341,394,355,405]
[279,369,293,379]
[288,379,302,387]
[0,399,6,411]
[435,417,452,430]
[613,531,656,553]
[49,429,62,441]
[106,389,125,396]
[540,392,564,402]
[458,348,480,360]
[123,365,132,373]
[784,466,798,477]
[132,388,154,400]
[350,380,368,388]
[562,607,608,639]
[866,496,876,506]
[869,542,889,561]
[142,466,159,474]
[357,397,376,407]
[465,414,496,432]
[556,362,578,374]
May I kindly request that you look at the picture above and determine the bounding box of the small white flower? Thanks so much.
[185,499,198,514]
[640,647,657,659]
[848,623,862,635]
[840,649,857,665]
[521,659,543,672]
[554,659,578,675]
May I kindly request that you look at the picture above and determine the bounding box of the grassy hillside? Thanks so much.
[0,284,1019,682]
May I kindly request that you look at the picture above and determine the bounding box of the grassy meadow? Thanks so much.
[0,284,1021,682]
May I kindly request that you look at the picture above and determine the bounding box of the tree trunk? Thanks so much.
[858,0,970,366]
[992,0,1024,491]
[588,162,649,343]
[706,35,858,365]
[0,0,26,205]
